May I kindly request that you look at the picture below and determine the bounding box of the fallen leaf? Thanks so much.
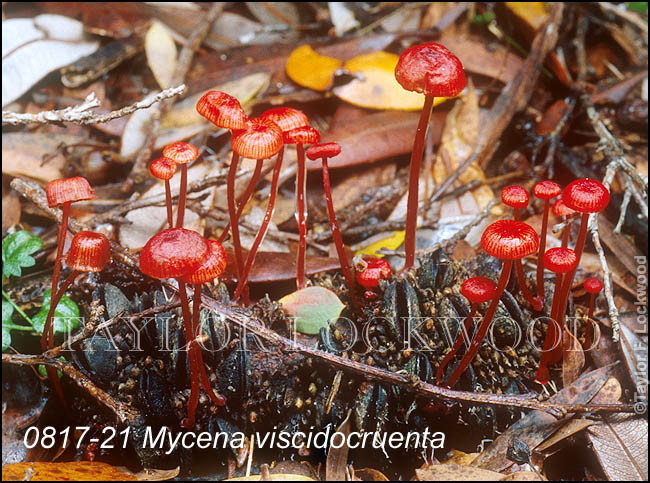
[120,91,162,160]
[356,231,405,257]
[145,21,178,89]
[2,190,21,231]
[562,327,585,386]
[286,45,342,91]
[535,418,594,452]
[279,286,345,335]
[326,410,352,481]
[328,2,360,37]
[226,475,315,481]
[246,2,299,27]
[1,461,137,481]
[415,463,504,481]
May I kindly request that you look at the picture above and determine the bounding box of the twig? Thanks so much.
[2,86,186,126]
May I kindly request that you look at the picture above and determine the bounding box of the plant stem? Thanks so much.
[403,95,435,273]
[536,272,564,384]
[178,280,200,428]
[3,290,33,326]
[515,259,542,310]
[176,164,188,228]
[226,153,245,286]
[536,200,550,302]
[165,180,173,228]
[296,143,308,289]
[436,303,477,384]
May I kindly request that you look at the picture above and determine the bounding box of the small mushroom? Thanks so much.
[501,185,530,221]
[583,277,603,350]
[532,180,561,302]
[162,142,199,229]
[149,157,177,228]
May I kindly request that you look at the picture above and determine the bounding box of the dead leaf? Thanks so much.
[535,418,594,452]
[325,410,352,480]
[145,21,178,89]
[120,91,162,160]
[286,45,342,91]
[1,461,137,481]
[328,2,360,37]
[415,463,506,481]
[562,327,585,386]
[279,286,345,335]
[246,2,299,27]
[2,190,21,231]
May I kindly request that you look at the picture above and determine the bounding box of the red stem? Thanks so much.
[192,285,226,407]
[321,156,360,313]
[446,259,513,388]
[436,303,478,385]
[536,200,550,302]
[233,149,284,302]
[536,272,564,384]
[42,202,70,351]
[513,207,520,221]
[178,280,200,428]
[403,95,435,273]
[164,180,173,228]
[296,143,308,289]
[226,152,245,282]
[561,216,571,247]
[515,259,543,310]
[176,164,188,228]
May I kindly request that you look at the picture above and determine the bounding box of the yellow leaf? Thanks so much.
[505,2,549,30]
[334,51,448,111]
[286,44,342,91]
[2,462,137,481]
[356,230,405,257]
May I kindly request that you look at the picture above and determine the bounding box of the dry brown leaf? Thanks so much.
[246,2,299,27]
[2,190,21,231]
[562,327,585,386]
[415,463,537,481]
[325,410,352,481]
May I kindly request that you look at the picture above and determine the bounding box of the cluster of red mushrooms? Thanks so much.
[38,42,609,426]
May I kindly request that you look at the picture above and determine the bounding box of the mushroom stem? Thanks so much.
[321,155,360,312]
[446,259,512,388]
[513,208,520,221]
[176,164,188,228]
[403,95,435,273]
[295,143,308,289]
[436,303,477,385]
[234,149,285,302]
[536,272,565,384]
[178,280,200,428]
[561,217,571,247]
[165,180,173,228]
[226,152,245,284]
[42,201,70,352]
[515,259,542,310]
[536,200,550,301]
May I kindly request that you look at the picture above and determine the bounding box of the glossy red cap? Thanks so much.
[140,228,209,279]
[284,126,320,145]
[46,176,96,208]
[552,198,575,217]
[259,107,309,132]
[149,157,177,180]
[533,180,561,200]
[584,277,603,294]
[543,247,578,273]
[305,142,342,160]
[162,142,199,165]
[232,118,283,159]
[65,231,110,272]
[355,256,392,289]
[461,277,496,304]
[196,91,248,130]
[183,239,227,284]
[481,220,539,260]
[563,179,610,213]
[395,42,466,97]
[501,185,529,209]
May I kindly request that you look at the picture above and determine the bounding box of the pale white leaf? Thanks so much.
[145,20,178,89]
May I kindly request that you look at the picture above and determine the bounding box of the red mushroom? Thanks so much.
[436,276,496,385]
[162,142,199,229]
[445,220,538,388]
[552,198,576,248]
[394,42,466,273]
[139,227,210,427]
[182,239,228,417]
[501,185,530,221]
[44,177,96,353]
[149,157,177,228]
[532,181,561,303]
[583,277,603,349]
[536,247,578,384]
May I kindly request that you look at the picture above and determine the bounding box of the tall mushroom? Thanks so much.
[394,42,466,272]
[436,276,496,385]
[162,142,199,228]
[445,220,538,388]
[532,180,561,303]
[139,227,209,427]
[149,157,177,228]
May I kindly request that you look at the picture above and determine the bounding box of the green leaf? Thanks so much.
[2,300,13,350]
[627,2,648,15]
[279,286,345,335]
[32,290,81,335]
[2,230,44,279]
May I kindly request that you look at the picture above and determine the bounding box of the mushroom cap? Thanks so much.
[284,125,320,145]
[196,91,248,130]
[461,276,497,304]
[563,179,610,213]
[140,228,209,280]
[183,239,227,284]
[355,256,392,289]
[259,107,309,132]
[481,220,539,260]
[65,231,110,272]
[149,157,177,180]
[543,247,578,274]
[552,198,575,218]
[533,180,562,200]
[162,142,199,165]
[584,277,603,294]
[501,185,530,209]
[46,176,96,208]
[395,42,466,98]
[231,118,283,159]
[305,142,342,160]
